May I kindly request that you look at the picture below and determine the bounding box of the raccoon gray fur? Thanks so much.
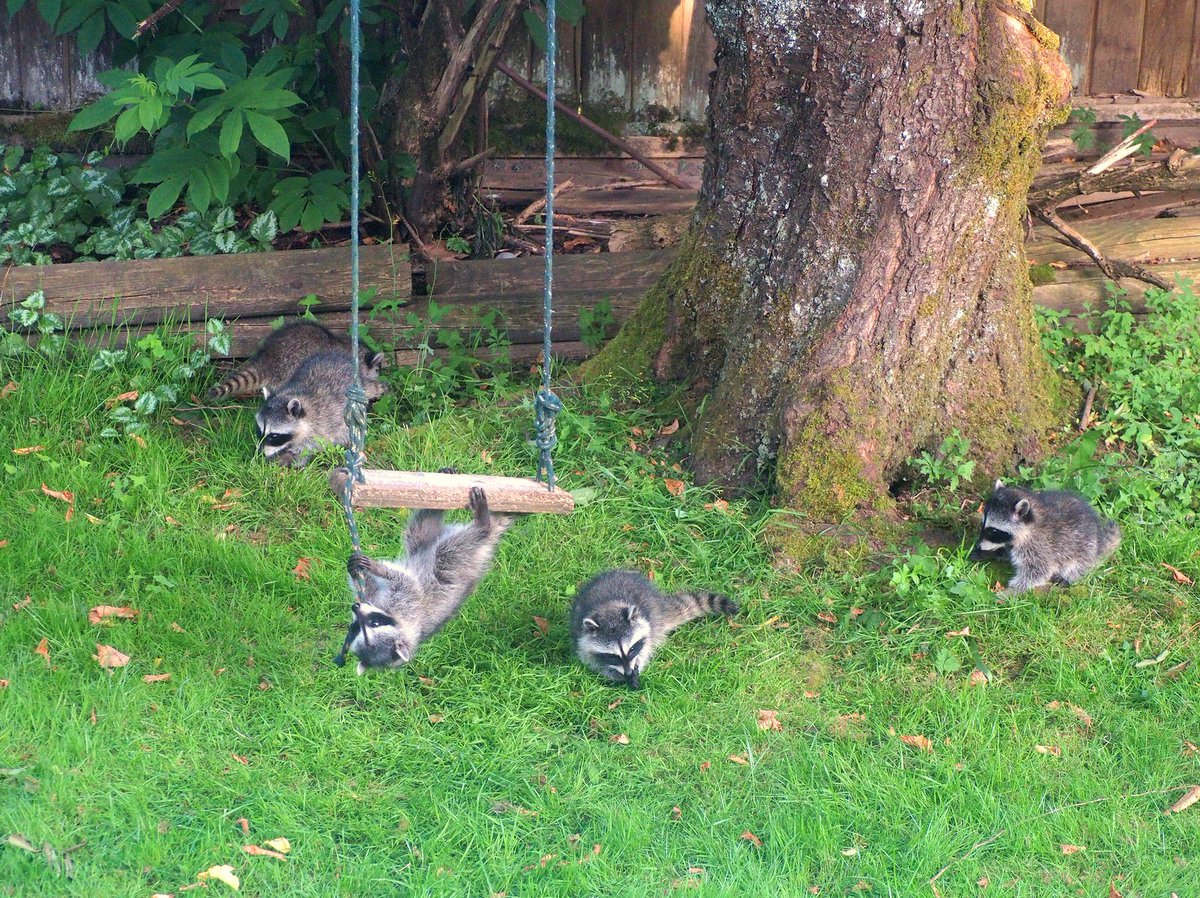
[209,321,384,400]
[569,569,738,690]
[255,350,386,467]
[969,479,1120,594]
[333,481,514,675]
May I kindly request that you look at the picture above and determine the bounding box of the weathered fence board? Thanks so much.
[0,245,410,330]
[1090,0,1146,95]
[1140,0,1197,96]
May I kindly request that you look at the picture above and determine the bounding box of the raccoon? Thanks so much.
[255,350,386,467]
[569,569,739,690]
[333,482,514,675]
[969,479,1120,594]
[209,321,370,400]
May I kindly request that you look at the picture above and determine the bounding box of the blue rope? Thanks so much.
[340,0,367,600]
[535,0,562,490]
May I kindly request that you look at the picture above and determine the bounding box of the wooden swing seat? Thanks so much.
[329,468,575,514]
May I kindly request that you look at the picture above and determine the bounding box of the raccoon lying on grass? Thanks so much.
[969,480,1120,594]
[570,569,738,689]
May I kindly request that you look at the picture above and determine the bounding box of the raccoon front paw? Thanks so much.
[347,551,371,578]
[468,486,489,519]
[438,467,459,475]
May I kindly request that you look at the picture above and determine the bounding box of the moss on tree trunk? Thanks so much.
[586,0,1073,543]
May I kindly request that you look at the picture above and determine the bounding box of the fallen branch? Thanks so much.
[446,148,494,177]
[1032,147,1200,208]
[512,178,575,226]
[1078,382,1096,432]
[397,212,433,263]
[1030,205,1173,291]
[133,0,188,37]
[495,61,693,190]
[1086,118,1158,175]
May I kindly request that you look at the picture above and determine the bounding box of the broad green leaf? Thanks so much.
[75,9,105,53]
[218,110,244,158]
[187,97,229,136]
[241,88,302,111]
[69,99,119,131]
[522,8,547,52]
[557,0,584,24]
[36,0,60,26]
[187,169,212,211]
[6,0,29,16]
[299,201,323,233]
[191,73,225,90]
[55,0,100,34]
[146,175,185,217]
[137,94,163,132]
[244,110,289,161]
[113,105,142,143]
[205,157,230,203]
[271,9,287,39]
[106,0,139,38]
[314,0,340,33]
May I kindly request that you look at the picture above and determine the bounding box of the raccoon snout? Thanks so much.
[626,670,642,690]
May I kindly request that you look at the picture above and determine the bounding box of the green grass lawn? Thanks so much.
[2,305,1199,897]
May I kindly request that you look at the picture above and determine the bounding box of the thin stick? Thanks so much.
[1086,119,1159,176]
[397,212,432,263]
[928,786,1183,893]
[447,148,494,177]
[133,0,189,37]
[495,62,692,190]
[1031,206,1172,291]
[1078,383,1097,431]
[513,178,574,226]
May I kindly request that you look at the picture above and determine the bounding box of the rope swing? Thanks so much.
[330,0,574,521]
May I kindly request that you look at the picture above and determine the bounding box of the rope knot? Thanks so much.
[534,386,563,488]
[343,382,369,484]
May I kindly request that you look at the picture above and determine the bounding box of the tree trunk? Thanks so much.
[590,0,1073,534]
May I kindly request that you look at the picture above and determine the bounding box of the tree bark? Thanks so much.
[589,0,1073,533]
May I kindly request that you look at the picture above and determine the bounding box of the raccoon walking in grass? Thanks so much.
[570,569,739,689]
[333,481,514,675]
[255,351,386,467]
[209,321,379,399]
[969,480,1120,594]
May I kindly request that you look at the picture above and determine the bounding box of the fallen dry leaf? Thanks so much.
[92,644,129,668]
[263,837,290,854]
[532,615,550,636]
[235,818,250,835]
[704,499,730,512]
[1184,741,1200,757]
[841,847,859,857]
[663,478,686,497]
[40,483,74,521]
[1161,563,1194,586]
[803,690,820,698]
[945,627,970,638]
[740,830,762,848]
[1035,744,1061,756]
[1060,844,1086,855]
[1109,884,1123,898]
[142,673,171,683]
[291,558,312,580]
[242,844,287,861]
[0,540,7,548]
[850,607,865,617]
[969,669,989,687]
[1166,785,1200,814]
[0,381,16,398]
[5,834,36,852]
[977,877,989,888]
[13,596,30,611]
[0,680,9,689]
[756,709,783,732]
[88,605,139,625]
[34,638,50,666]
[428,714,444,724]
[13,446,45,455]
[672,806,682,821]
[610,733,630,745]
[607,698,623,710]
[659,418,680,436]
[899,734,933,752]
[687,866,705,874]
[817,611,837,624]
[728,754,749,765]
[171,622,185,633]
[197,864,240,889]
[480,449,494,465]
[89,708,96,724]
[699,761,711,772]
[231,753,248,765]
[1046,700,1093,730]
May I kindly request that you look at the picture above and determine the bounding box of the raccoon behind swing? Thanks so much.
[570,569,739,690]
[209,321,384,400]
[334,482,514,675]
[255,350,386,466]
[969,479,1120,594]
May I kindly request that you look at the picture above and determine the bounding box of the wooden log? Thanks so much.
[329,468,576,513]
[0,245,411,331]
[424,249,669,300]
[1026,215,1200,265]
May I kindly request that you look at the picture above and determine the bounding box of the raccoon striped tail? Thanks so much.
[208,365,261,400]
[1100,519,1121,557]
[660,589,739,631]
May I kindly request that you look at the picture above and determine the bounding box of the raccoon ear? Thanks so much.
[582,617,599,632]
[994,478,1004,491]
[1014,498,1033,521]
[262,386,271,399]
[393,642,412,664]
[287,397,305,418]
[367,352,386,372]
[624,605,640,623]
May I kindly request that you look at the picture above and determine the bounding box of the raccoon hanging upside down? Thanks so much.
[209,321,382,399]
[255,351,386,467]
[969,480,1120,594]
[570,569,739,690]
[334,481,514,675]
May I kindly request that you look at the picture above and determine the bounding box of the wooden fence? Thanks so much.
[4,1,1199,116]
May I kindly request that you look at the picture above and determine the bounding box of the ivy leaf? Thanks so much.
[244,110,290,162]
